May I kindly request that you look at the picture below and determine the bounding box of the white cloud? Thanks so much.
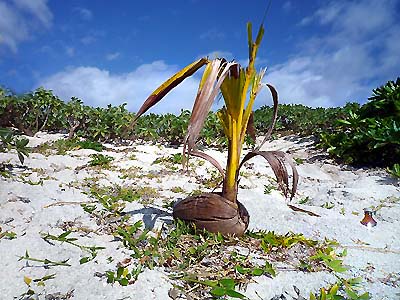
[282,1,293,12]
[13,0,52,27]
[80,30,105,45]
[0,0,52,53]
[32,0,400,115]
[312,0,395,36]
[379,26,400,73]
[197,50,233,60]
[261,0,400,108]
[80,35,96,45]
[73,7,93,21]
[38,61,202,114]
[65,46,75,57]
[200,29,225,40]
[0,2,28,52]
[262,54,366,107]
[106,52,120,61]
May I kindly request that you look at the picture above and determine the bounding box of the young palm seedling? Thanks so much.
[131,22,298,236]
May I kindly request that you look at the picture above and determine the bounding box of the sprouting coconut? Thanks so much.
[130,22,298,236]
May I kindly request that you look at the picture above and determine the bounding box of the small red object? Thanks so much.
[360,209,377,227]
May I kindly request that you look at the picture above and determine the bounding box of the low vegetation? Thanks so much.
[1,77,398,171]
[0,127,29,164]
[319,78,399,168]
[79,185,362,299]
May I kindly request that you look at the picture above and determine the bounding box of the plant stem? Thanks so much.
[19,251,71,267]
[223,121,240,202]
[21,256,71,267]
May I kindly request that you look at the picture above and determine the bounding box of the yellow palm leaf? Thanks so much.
[133,57,209,123]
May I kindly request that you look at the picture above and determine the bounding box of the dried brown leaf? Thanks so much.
[187,150,225,176]
[239,150,298,199]
[184,59,236,151]
[256,83,278,150]
[246,111,256,143]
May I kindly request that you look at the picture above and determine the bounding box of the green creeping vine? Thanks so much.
[102,219,353,299]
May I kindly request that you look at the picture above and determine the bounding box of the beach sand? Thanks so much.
[1,132,399,299]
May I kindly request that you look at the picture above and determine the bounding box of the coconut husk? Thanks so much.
[172,193,249,236]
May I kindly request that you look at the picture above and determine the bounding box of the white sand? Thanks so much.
[0,132,399,299]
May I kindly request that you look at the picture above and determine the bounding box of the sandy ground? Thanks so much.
[0,132,399,300]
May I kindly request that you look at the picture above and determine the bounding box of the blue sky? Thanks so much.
[0,0,399,114]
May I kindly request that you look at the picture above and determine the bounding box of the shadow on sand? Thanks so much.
[126,206,173,230]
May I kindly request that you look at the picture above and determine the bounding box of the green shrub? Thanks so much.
[0,128,29,164]
[387,163,400,178]
[0,87,65,136]
[88,153,114,167]
[0,87,136,142]
[253,103,349,137]
[77,140,104,152]
[318,78,400,168]
[1,81,398,171]
[359,77,400,119]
